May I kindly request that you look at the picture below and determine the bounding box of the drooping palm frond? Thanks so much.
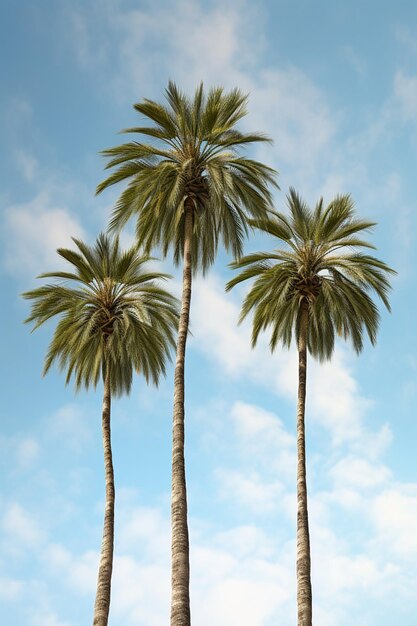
[96,82,278,272]
[227,189,395,360]
[23,234,180,395]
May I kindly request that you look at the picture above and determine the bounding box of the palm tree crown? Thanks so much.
[96,81,277,271]
[227,188,395,358]
[23,234,179,394]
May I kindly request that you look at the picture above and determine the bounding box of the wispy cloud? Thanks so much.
[191,273,384,449]
[2,192,85,277]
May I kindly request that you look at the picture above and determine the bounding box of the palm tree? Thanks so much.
[96,82,277,626]
[23,234,179,626]
[226,189,395,626]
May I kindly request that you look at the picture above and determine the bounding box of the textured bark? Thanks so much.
[93,370,115,626]
[170,205,193,626]
[296,304,312,626]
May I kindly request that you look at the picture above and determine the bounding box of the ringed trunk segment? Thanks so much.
[93,371,115,626]
[170,205,193,626]
[296,304,313,626]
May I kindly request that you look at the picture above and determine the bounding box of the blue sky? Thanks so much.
[1,1,417,624]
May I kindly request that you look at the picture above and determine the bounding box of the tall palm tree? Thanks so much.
[23,234,179,626]
[96,82,277,626]
[226,189,395,626]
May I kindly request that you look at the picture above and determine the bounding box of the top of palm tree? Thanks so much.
[96,82,278,272]
[226,188,396,360]
[23,234,180,396]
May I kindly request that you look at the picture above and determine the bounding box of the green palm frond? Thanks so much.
[227,190,396,360]
[23,234,180,396]
[97,83,278,273]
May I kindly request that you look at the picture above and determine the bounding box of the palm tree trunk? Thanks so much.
[296,303,312,626]
[170,204,193,626]
[93,370,115,626]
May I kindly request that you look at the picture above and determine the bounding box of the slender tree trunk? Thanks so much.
[93,370,115,626]
[296,304,312,626]
[170,205,193,626]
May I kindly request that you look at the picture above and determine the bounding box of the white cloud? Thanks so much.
[32,611,73,626]
[117,504,170,561]
[217,468,284,513]
[312,543,397,610]
[330,456,391,490]
[68,550,98,595]
[371,487,417,558]
[43,504,294,626]
[307,352,372,446]
[191,274,382,449]
[394,70,417,121]
[195,572,290,626]
[228,401,296,482]
[0,576,24,601]
[339,45,367,77]
[42,505,171,625]
[2,192,84,277]
[67,10,106,69]
[191,274,253,374]
[248,67,337,185]
[213,525,274,559]
[118,1,258,91]
[5,483,417,626]
[191,274,297,394]
[16,437,40,470]
[323,487,363,511]
[2,502,44,547]
[230,401,294,450]
[395,24,417,55]
[67,0,261,94]
[0,434,40,473]
[112,556,170,624]
[13,149,39,183]
[45,404,91,452]
[45,543,72,570]
[43,543,97,597]
[67,0,338,191]
[65,0,412,218]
